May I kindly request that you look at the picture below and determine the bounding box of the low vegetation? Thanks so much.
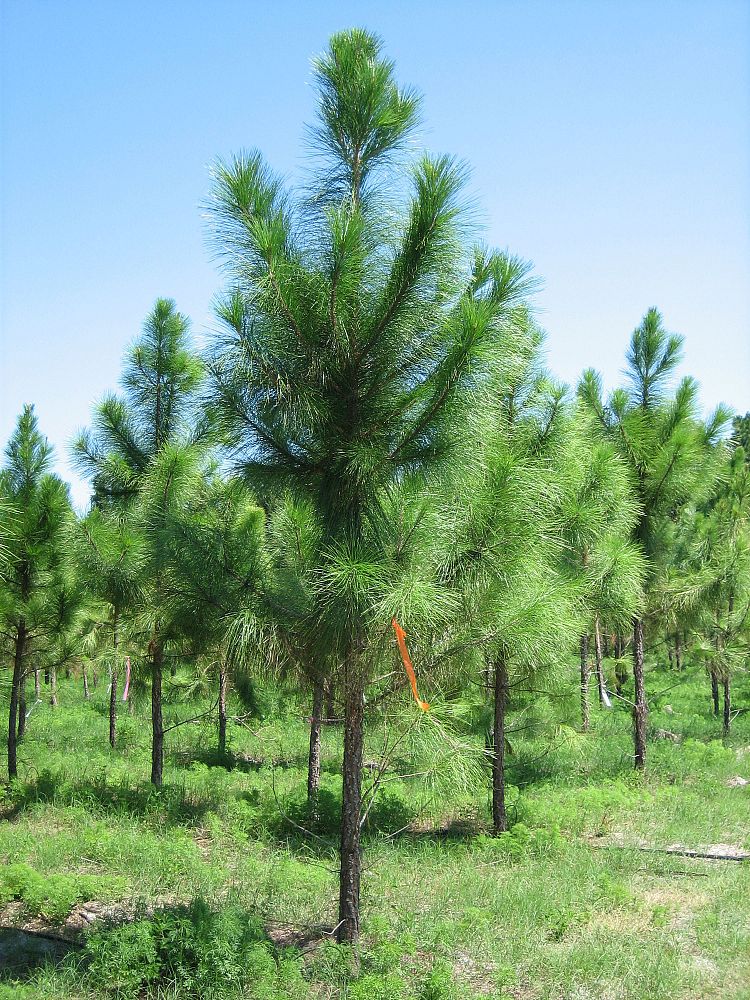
[1,663,749,999]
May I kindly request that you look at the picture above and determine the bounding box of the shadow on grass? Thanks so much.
[3,770,216,827]
[0,926,80,979]
[170,746,310,773]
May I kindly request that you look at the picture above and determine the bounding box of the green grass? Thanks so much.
[1,658,749,999]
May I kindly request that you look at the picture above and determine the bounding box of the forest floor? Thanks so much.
[0,660,749,1000]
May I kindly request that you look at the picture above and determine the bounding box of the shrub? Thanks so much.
[82,899,307,998]
[0,863,123,921]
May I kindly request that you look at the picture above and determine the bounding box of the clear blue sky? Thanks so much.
[2,0,748,509]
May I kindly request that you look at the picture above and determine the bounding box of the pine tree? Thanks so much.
[73,298,204,785]
[666,447,749,733]
[558,415,645,729]
[0,406,72,778]
[164,474,267,758]
[579,308,730,767]
[441,318,581,832]
[206,29,536,941]
[73,508,144,746]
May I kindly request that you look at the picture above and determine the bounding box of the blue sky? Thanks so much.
[1,0,748,509]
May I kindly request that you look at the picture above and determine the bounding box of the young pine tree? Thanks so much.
[558,418,645,730]
[73,299,204,785]
[165,474,267,758]
[579,309,730,767]
[73,508,144,746]
[0,406,72,778]
[207,30,535,941]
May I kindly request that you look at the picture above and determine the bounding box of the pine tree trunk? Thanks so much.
[17,670,27,741]
[594,618,610,707]
[492,654,509,834]
[50,667,58,707]
[337,673,364,945]
[8,622,26,779]
[34,668,40,700]
[667,640,673,670]
[151,639,164,787]
[218,661,227,757]
[580,634,590,732]
[722,676,731,736]
[710,669,720,716]
[307,676,324,819]
[110,612,119,749]
[82,664,90,700]
[674,631,682,672]
[44,668,49,685]
[632,617,647,769]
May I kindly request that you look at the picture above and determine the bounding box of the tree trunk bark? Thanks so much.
[8,622,26,779]
[674,631,682,672]
[82,664,90,700]
[337,674,364,945]
[50,667,58,707]
[492,654,509,834]
[307,676,324,819]
[151,639,164,787]
[17,670,27,741]
[667,640,673,670]
[594,618,610,707]
[218,661,227,757]
[580,634,590,732]
[34,668,40,700]
[633,617,647,769]
[722,676,731,737]
[44,668,49,685]
[710,669,720,717]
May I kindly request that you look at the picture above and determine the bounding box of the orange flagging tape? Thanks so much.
[391,618,430,711]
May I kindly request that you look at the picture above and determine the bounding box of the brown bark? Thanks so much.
[337,673,364,944]
[722,676,731,736]
[633,617,648,769]
[710,668,720,717]
[580,634,590,732]
[492,654,509,834]
[150,639,164,787]
[17,669,27,741]
[307,675,324,818]
[674,631,682,672]
[34,668,40,700]
[8,621,26,779]
[218,661,227,756]
[594,618,609,706]
[49,666,58,707]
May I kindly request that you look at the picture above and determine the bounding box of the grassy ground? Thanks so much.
[1,659,749,1000]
